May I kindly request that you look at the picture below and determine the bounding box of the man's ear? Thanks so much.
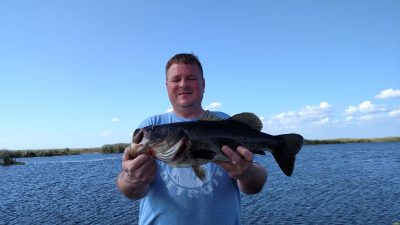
[202,77,205,93]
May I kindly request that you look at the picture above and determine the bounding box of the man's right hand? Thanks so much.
[117,147,157,199]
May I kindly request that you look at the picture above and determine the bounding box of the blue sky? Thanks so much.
[1,0,399,150]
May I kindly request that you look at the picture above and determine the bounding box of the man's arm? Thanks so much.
[116,147,157,200]
[214,146,267,194]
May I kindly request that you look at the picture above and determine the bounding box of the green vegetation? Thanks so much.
[101,143,129,154]
[1,148,81,159]
[0,144,128,165]
[304,136,400,145]
[0,150,25,166]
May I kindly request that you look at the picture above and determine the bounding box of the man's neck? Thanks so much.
[173,108,205,119]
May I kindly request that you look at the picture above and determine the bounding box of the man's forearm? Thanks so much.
[117,172,150,200]
[237,163,267,194]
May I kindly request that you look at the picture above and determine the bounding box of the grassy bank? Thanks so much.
[0,150,25,166]
[0,143,129,165]
[100,143,129,154]
[304,136,400,145]
[2,148,82,159]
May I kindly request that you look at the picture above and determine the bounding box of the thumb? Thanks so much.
[122,147,133,161]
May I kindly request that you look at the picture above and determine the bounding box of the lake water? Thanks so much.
[1,142,399,225]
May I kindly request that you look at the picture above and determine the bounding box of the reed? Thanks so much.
[1,148,81,159]
[304,136,400,145]
[101,143,129,154]
[0,150,25,165]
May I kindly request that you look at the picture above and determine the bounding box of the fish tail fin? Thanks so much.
[271,134,303,176]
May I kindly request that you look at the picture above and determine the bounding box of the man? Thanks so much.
[117,53,267,225]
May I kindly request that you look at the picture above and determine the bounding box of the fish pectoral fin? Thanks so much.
[192,165,206,181]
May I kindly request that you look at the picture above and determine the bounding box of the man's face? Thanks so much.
[166,63,205,112]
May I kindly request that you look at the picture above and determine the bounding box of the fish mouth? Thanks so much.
[133,129,144,144]
[156,137,190,163]
[130,129,149,158]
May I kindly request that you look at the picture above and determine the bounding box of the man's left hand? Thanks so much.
[214,145,254,180]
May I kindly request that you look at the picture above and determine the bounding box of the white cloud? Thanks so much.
[267,102,334,129]
[359,101,372,112]
[100,131,112,137]
[342,101,389,125]
[345,101,386,115]
[205,102,222,110]
[111,117,120,122]
[264,97,400,136]
[345,106,357,115]
[320,102,331,109]
[375,88,400,99]
[359,114,383,121]
[389,109,400,117]
[345,116,354,122]
[166,107,173,112]
[298,102,333,121]
[313,117,330,126]
[272,111,298,123]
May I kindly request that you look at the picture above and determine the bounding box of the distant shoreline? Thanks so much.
[304,136,400,145]
[1,137,399,164]
[0,144,128,164]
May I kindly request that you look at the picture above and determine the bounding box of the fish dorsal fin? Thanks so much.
[198,110,225,121]
[230,112,263,131]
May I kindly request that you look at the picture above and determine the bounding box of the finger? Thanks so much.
[122,146,133,161]
[139,156,156,174]
[143,162,157,181]
[123,154,153,172]
[221,145,242,165]
[237,146,254,162]
[130,157,157,181]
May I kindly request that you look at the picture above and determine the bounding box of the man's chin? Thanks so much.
[176,101,195,109]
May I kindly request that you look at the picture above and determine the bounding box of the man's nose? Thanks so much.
[179,78,189,88]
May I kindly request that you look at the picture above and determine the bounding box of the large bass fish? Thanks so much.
[130,111,303,180]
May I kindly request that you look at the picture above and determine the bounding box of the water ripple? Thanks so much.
[1,143,399,224]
